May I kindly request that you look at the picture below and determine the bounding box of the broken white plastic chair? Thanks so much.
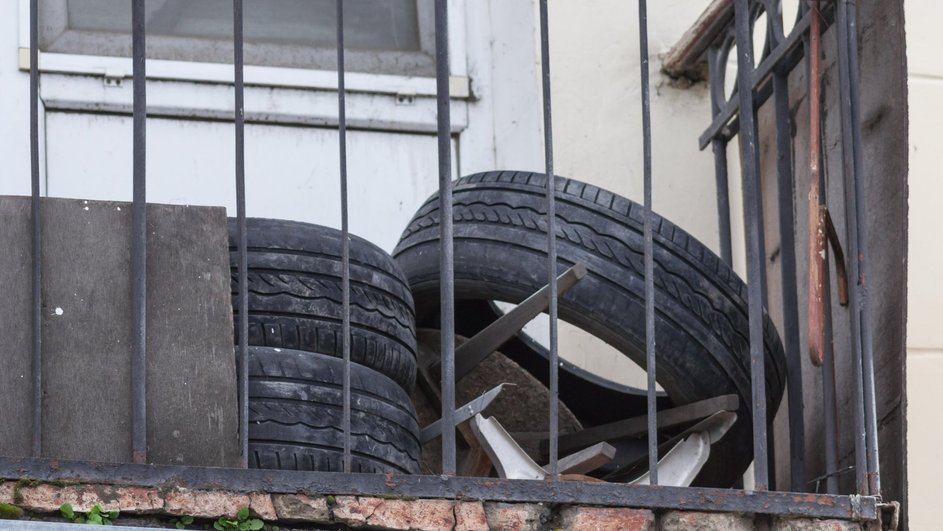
[468,410,737,487]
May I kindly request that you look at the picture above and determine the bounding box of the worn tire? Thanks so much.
[248,346,421,474]
[393,171,786,487]
[229,218,417,391]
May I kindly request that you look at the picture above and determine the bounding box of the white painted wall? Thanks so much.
[903,2,942,529]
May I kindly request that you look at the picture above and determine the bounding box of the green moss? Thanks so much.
[0,503,23,520]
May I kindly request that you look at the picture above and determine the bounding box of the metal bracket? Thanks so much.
[419,383,509,444]
[542,394,739,456]
[470,412,735,487]
[429,263,587,381]
[602,411,738,483]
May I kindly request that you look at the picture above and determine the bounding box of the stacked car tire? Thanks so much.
[227,171,787,487]
[229,218,421,475]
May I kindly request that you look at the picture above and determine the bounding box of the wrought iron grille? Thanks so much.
[4,0,885,522]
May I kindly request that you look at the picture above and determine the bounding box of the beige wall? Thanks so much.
[546,0,726,386]
[905,1,941,529]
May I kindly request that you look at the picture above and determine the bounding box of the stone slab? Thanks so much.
[0,196,239,467]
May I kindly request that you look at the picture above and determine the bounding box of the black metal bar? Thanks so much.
[537,0,559,478]
[233,0,249,469]
[637,0,658,486]
[732,0,768,492]
[440,264,585,381]
[130,0,148,466]
[29,0,42,459]
[822,255,840,495]
[711,138,733,265]
[834,0,868,496]
[772,64,805,493]
[0,457,879,520]
[335,0,352,474]
[844,0,881,497]
[699,7,822,150]
[706,45,733,265]
[433,0,456,476]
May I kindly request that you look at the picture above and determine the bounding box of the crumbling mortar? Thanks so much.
[363,497,382,523]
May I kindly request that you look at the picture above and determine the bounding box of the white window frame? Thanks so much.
[17,0,471,133]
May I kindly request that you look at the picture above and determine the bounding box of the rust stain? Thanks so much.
[792,494,836,507]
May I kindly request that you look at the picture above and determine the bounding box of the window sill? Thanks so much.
[19,49,471,99]
[22,50,471,134]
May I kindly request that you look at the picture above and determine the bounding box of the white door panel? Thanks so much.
[45,111,452,252]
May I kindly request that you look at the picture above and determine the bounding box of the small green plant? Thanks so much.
[174,515,195,529]
[213,507,263,531]
[59,503,119,525]
[0,502,24,520]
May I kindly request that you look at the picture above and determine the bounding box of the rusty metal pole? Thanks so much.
[807,0,826,368]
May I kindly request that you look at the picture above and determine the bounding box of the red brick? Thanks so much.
[163,488,250,519]
[484,502,549,531]
[559,506,654,530]
[455,501,489,531]
[113,486,163,513]
[334,497,456,531]
[0,482,14,505]
[661,511,754,531]
[249,492,276,521]
[377,499,455,531]
[333,496,383,528]
[773,518,862,531]
[16,483,113,513]
[272,493,331,523]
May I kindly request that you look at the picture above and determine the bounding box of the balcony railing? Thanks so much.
[2,0,885,523]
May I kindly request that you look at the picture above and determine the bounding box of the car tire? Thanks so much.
[393,171,786,487]
[248,346,421,474]
[229,218,417,391]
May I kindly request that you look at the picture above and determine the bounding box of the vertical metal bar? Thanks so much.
[336,0,352,474]
[834,0,868,496]
[637,0,658,486]
[130,0,148,465]
[537,0,560,478]
[712,138,734,266]
[29,0,42,458]
[733,0,768,491]
[233,0,249,469]
[773,54,805,495]
[807,0,827,370]
[433,0,456,476]
[844,0,881,497]
[809,16,840,495]
[707,45,733,267]
[822,257,840,495]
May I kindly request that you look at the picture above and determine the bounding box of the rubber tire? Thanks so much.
[229,218,417,391]
[248,346,421,474]
[393,171,786,487]
[452,299,673,426]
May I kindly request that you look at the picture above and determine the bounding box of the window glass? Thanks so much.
[43,0,434,76]
[67,0,422,52]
